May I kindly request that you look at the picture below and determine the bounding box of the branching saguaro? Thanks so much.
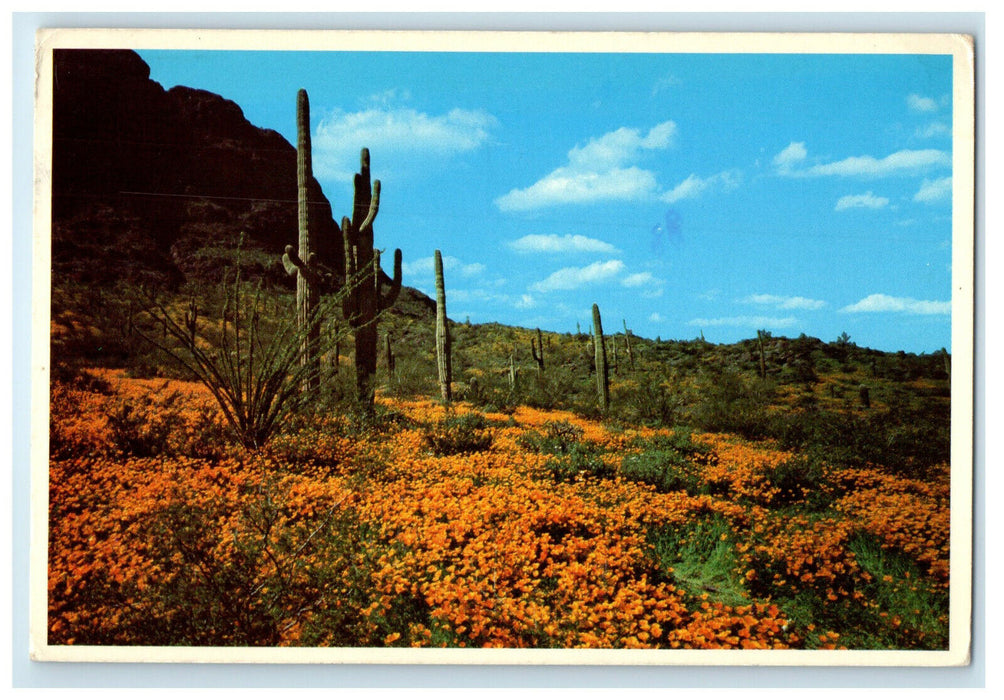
[341,147,402,406]
[592,303,609,412]
[281,89,325,391]
[434,250,452,403]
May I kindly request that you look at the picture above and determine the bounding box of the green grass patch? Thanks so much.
[647,516,749,609]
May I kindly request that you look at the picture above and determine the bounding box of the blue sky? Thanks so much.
[138,49,954,353]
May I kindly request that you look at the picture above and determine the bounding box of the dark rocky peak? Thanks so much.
[51,49,343,289]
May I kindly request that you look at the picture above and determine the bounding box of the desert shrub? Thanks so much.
[422,412,494,455]
[763,453,834,510]
[517,420,584,455]
[133,481,371,646]
[686,369,776,439]
[619,449,703,495]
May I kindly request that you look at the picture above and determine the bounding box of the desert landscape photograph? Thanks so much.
[33,32,973,662]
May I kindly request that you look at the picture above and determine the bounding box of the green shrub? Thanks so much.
[422,412,494,455]
[619,449,703,495]
[518,420,585,455]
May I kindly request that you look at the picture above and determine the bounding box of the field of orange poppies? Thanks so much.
[47,368,950,650]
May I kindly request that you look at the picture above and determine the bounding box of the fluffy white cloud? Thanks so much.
[515,294,536,310]
[689,316,798,328]
[913,176,952,203]
[496,122,676,211]
[772,141,808,172]
[621,272,662,288]
[806,149,949,177]
[530,260,626,292]
[840,294,950,315]
[743,294,826,310]
[773,142,950,178]
[907,93,938,113]
[649,312,664,322]
[661,170,741,204]
[313,104,496,180]
[835,191,890,211]
[508,234,619,255]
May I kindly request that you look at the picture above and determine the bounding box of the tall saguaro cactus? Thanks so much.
[531,328,545,378]
[622,319,634,370]
[592,303,609,412]
[341,148,402,406]
[434,250,453,403]
[282,88,323,390]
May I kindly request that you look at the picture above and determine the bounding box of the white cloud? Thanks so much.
[835,191,890,211]
[515,294,536,310]
[313,104,496,180]
[805,149,950,177]
[661,170,741,204]
[496,122,676,211]
[743,294,826,311]
[622,272,661,288]
[840,294,950,315]
[689,316,798,329]
[649,312,664,322]
[916,121,951,139]
[773,141,808,172]
[508,234,619,255]
[773,143,950,178]
[907,93,938,113]
[913,176,952,203]
[530,259,626,292]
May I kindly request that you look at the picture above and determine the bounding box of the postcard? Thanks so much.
[31,28,974,666]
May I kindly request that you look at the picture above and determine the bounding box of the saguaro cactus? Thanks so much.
[385,331,396,380]
[341,148,402,406]
[623,319,634,370]
[531,328,545,378]
[434,250,453,403]
[282,88,323,390]
[592,303,609,412]
[756,329,768,379]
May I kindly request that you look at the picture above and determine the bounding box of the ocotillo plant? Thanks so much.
[530,328,545,378]
[592,304,609,412]
[434,250,452,403]
[341,148,402,406]
[281,88,327,391]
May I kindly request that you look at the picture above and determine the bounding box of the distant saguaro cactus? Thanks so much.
[281,88,324,391]
[592,304,609,412]
[385,331,396,380]
[341,148,402,406]
[756,329,768,379]
[531,328,545,378]
[434,250,452,402]
[622,320,634,370]
[184,298,199,346]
